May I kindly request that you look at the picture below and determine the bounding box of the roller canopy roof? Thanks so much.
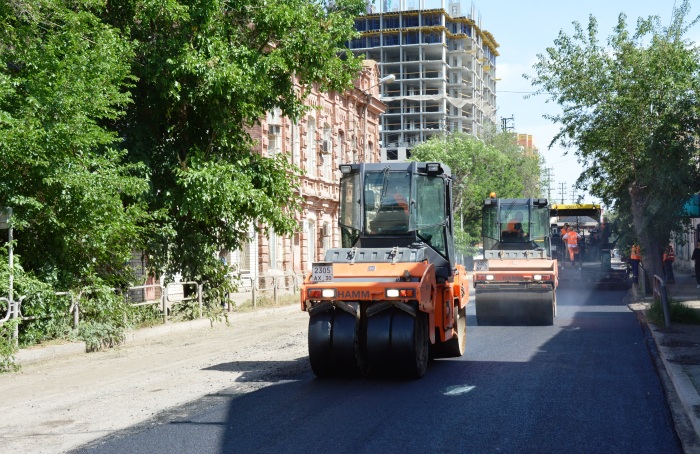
[551,203,601,219]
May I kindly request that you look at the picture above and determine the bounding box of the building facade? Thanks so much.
[349,0,499,161]
[223,62,387,288]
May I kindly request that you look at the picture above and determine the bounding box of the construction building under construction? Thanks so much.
[349,0,499,161]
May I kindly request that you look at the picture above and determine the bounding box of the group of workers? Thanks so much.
[545,218,700,287]
[629,242,677,285]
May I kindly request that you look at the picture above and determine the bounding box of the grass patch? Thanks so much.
[647,298,700,325]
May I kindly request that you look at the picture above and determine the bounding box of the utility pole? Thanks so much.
[558,182,567,204]
[500,115,515,132]
[540,167,554,201]
[570,185,579,204]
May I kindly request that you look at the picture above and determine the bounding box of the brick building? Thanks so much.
[223,61,387,289]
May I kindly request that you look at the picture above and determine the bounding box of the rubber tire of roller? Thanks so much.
[366,306,429,378]
[308,306,359,377]
[431,305,467,358]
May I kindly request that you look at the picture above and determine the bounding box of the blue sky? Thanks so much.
[472,1,700,204]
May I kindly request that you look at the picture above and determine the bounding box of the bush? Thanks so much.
[76,286,132,352]
[0,320,19,373]
[0,250,73,347]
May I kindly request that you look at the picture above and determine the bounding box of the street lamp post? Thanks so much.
[361,74,395,163]
[0,208,14,344]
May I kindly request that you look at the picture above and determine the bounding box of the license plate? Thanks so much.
[311,262,333,282]
[474,260,489,271]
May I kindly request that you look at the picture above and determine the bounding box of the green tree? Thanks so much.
[410,132,541,254]
[484,129,543,199]
[0,0,149,290]
[527,0,700,278]
[101,0,367,283]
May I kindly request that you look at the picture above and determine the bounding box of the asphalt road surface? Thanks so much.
[72,286,682,454]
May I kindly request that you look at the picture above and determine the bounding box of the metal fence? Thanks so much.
[652,274,671,328]
[0,271,308,345]
[226,271,305,308]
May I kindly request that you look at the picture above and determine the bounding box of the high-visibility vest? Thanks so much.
[507,219,523,232]
[392,193,409,213]
[630,245,641,260]
[563,231,579,245]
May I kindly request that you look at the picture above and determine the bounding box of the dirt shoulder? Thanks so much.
[0,305,309,454]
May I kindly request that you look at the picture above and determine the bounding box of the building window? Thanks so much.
[267,107,281,126]
[338,132,346,164]
[322,221,331,253]
[238,239,252,274]
[268,230,278,270]
[322,124,332,179]
[292,120,300,166]
[306,219,316,269]
[307,116,316,177]
[268,125,280,157]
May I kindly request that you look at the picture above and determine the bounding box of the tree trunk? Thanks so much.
[629,185,665,284]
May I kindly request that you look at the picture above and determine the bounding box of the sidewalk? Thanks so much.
[630,269,700,452]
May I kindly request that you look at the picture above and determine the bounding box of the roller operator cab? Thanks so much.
[301,162,469,379]
[473,197,558,326]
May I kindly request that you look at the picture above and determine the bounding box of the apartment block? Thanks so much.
[349,0,499,161]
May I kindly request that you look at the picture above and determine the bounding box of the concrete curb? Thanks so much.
[124,318,216,344]
[15,341,87,366]
[648,323,700,440]
[629,280,700,448]
[14,318,221,366]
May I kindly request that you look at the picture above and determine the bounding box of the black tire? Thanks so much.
[308,305,360,377]
[431,305,466,358]
[366,306,429,378]
[396,310,428,378]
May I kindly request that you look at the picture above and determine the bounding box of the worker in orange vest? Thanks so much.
[663,244,675,284]
[630,244,641,284]
[560,223,569,236]
[505,212,527,239]
[562,226,581,265]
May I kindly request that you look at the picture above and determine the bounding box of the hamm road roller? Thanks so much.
[473,196,558,325]
[300,162,469,378]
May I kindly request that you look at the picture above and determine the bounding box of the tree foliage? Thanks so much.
[410,131,542,254]
[0,0,368,348]
[100,0,367,283]
[1,0,366,289]
[0,0,149,289]
[526,0,700,277]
